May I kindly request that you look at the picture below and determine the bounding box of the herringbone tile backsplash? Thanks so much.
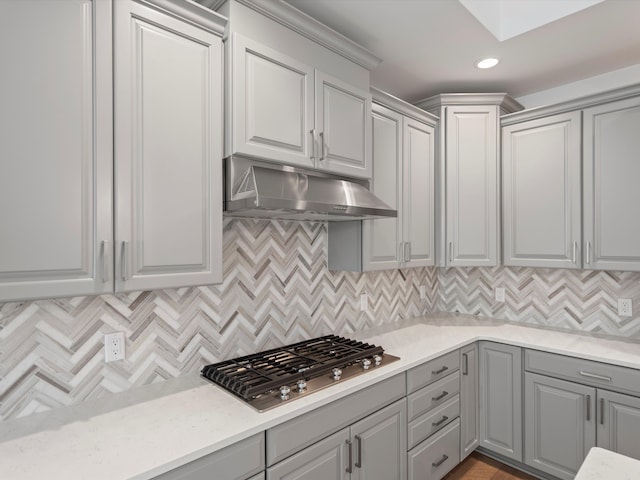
[2,219,640,421]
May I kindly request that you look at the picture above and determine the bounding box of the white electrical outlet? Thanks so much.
[104,332,126,362]
[419,285,426,299]
[618,298,633,317]
[360,294,368,313]
[495,287,506,302]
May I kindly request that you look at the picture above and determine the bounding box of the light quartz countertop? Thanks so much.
[575,447,640,480]
[2,313,640,479]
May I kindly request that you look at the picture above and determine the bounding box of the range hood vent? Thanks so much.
[224,157,397,222]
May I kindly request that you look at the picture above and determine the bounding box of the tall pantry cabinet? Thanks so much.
[0,0,226,302]
[415,94,522,267]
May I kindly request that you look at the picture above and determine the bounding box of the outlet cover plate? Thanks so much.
[618,298,633,317]
[495,287,506,302]
[105,332,126,362]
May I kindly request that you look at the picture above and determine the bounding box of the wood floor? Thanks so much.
[443,452,538,480]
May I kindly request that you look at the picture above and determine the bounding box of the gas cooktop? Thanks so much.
[201,335,399,411]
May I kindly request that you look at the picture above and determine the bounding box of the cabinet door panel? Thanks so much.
[351,399,407,480]
[404,117,435,267]
[266,428,348,480]
[0,0,112,300]
[598,389,640,460]
[445,106,498,266]
[316,71,371,178]
[114,0,222,291]
[479,342,522,462]
[362,104,402,270]
[524,373,595,480]
[460,343,479,459]
[583,97,640,271]
[231,34,314,167]
[502,112,581,268]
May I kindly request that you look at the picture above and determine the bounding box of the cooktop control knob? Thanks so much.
[332,367,342,380]
[296,379,307,392]
[279,385,291,400]
[373,354,382,366]
[362,358,372,370]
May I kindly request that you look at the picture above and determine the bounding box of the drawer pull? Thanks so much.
[432,415,449,427]
[432,366,448,375]
[432,454,449,468]
[579,371,612,382]
[432,391,448,402]
[346,439,352,473]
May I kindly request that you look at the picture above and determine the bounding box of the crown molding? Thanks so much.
[233,0,381,70]
[502,83,640,126]
[371,87,438,125]
[414,93,523,114]
[139,0,227,35]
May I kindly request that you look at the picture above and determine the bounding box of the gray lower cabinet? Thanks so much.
[266,398,407,480]
[460,343,479,459]
[478,342,522,462]
[524,372,596,480]
[598,389,640,459]
[153,432,265,480]
[408,419,460,480]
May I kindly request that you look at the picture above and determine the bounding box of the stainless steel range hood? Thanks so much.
[224,156,397,221]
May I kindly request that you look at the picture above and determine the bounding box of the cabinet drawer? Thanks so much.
[525,349,640,396]
[407,350,460,394]
[408,418,460,480]
[266,374,406,466]
[408,371,460,422]
[408,395,460,450]
[154,433,265,480]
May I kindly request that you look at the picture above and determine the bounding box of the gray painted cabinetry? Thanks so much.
[460,343,479,459]
[478,342,523,462]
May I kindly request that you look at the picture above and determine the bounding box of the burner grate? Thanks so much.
[201,335,384,401]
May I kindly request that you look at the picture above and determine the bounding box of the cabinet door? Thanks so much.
[460,343,479,460]
[114,0,223,291]
[266,428,349,480]
[597,389,640,460]
[0,0,113,301]
[230,33,314,168]
[479,342,522,462]
[315,71,372,178]
[524,373,595,480]
[502,112,582,268]
[445,106,499,266]
[350,399,407,480]
[583,97,640,271]
[403,117,436,267]
[362,104,403,271]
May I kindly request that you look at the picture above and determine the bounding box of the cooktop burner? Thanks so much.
[201,335,399,411]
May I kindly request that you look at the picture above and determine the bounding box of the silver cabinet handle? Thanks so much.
[586,241,592,264]
[462,353,469,375]
[432,415,449,427]
[345,439,352,473]
[100,240,109,283]
[600,398,605,425]
[310,129,316,160]
[432,454,448,468]
[579,371,612,382]
[120,241,128,282]
[432,391,448,401]
[586,394,591,421]
[404,242,411,262]
[572,241,578,264]
[432,365,448,375]
[448,242,453,263]
[355,435,362,468]
[319,132,325,161]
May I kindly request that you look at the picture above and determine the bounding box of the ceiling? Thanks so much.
[284,0,640,103]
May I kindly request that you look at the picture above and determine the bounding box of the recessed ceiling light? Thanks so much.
[476,58,500,69]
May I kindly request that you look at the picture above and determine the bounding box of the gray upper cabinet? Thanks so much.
[524,372,596,480]
[478,341,522,462]
[460,343,479,460]
[415,94,522,267]
[327,90,436,272]
[0,0,113,301]
[597,389,640,460]
[113,0,224,291]
[502,112,582,268]
[583,96,640,271]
